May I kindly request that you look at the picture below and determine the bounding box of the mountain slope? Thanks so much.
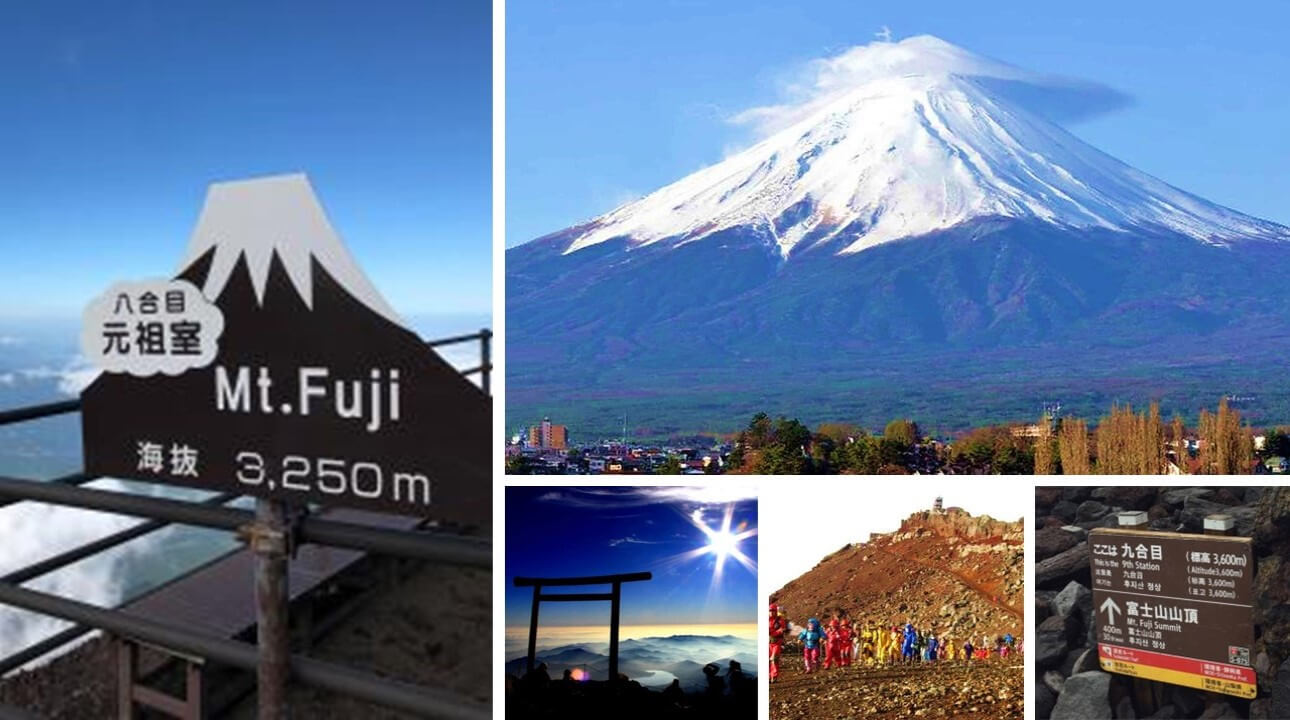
[771,507,1023,639]
[559,36,1288,259]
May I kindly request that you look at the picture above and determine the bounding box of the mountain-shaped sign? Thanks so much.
[80,174,489,521]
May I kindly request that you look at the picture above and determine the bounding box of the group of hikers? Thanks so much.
[768,602,1021,680]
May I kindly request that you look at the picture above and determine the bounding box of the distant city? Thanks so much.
[507,416,727,475]
[506,405,1290,476]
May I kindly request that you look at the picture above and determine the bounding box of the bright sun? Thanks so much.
[708,529,739,559]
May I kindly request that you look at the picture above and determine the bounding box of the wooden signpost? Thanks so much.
[1089,527,1256,700]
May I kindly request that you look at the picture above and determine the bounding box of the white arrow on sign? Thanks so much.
[1100,597,1121,625]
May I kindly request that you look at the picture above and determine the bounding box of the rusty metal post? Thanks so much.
[480,328,492,395]
[608,581,621,682]
[252,499,289,719]
[526,583,541,675]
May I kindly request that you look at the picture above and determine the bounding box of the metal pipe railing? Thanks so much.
[0,327,492,709]
[0,582,489,720]
[0,625,89,677]
[0,476,490,568]
[0,492,239,586]
[0,400,79,427]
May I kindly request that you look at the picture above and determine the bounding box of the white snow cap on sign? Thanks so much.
[560,35,1290,258]
[180,173,404,328]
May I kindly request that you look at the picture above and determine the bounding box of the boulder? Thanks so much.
[1180,496,1256,536]
[1062,487,1093,503]
[1052,501,1079,523]
[1036,486,1063,508]
[1052,581,1092,620]
[1114,695,1136,719]
[1070,647,1100,675]
[1043,669,1065,694]
[1159,488,1213,507]
[1037,543,1089,587]
[1167,685,1202,716]
[1144,705,1177,719]
[1051,671,1112,719]
[1198,701,1239,718]
[1037,615,1072,668]
[1077,500,1110,522]
[1037,526,1082,559]
[1091,486,1157,510]
[1267,659,1290,720]
[1036,680,1057,719]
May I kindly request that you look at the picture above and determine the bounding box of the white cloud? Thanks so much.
[13,358,99,396]
[536,486,759,509]
[729,35,1132,139]
[0,336,23,346]
[0,373,14,386]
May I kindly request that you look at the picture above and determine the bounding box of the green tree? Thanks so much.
[883,419,920,448]
[657,456,682,475]
[1265,427,1290,458]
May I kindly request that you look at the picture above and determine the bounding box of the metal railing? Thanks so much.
[0,329,492,717]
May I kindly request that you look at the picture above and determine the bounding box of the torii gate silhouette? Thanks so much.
[514,572,652,682]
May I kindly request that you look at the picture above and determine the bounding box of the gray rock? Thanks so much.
[1251,698,1270,719]
[1052,500,1079,523]
[1145,705,1177,719]
[1036,680,1057,719]
[1038,615,1072,668]
[1198,701,1239,718]
[1037,526,1082,559]
[1071,647,1100,675]
[1268,660,1290,720]
[1052,581,1093,620]
[1180,496,1256,536]
[1038,543,1089,586]
[1077,500,1110,521]
[1115,695,1136,719]
[1092,485,1158,510]
[1246,486,1266,504]
[1168,685,1203,716]
[1043,669,1065,694]
[1051,671,1112,719]
[1062,486,1093,502]
[1160,487,1213,506]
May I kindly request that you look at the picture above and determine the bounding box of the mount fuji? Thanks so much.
[507,36,1290,437]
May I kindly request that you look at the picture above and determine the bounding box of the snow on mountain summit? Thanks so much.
[180,173,404,327]
[561,36,1289,258]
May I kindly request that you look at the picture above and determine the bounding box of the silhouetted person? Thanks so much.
[702,662,725,697]
[727,660,747,696]
[523,661,551,691]
[562,668,573,684]
[663,678,683,704]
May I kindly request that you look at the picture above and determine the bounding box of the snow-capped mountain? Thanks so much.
[507,36,1290,437]
[181,173,404,327]
[562,36,1289,259]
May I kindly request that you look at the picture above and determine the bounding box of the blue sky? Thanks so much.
[0,1,490,320]
[506,0,1290,246]
[505,486,758,628]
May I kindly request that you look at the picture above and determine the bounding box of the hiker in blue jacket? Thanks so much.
[799,617,826,673]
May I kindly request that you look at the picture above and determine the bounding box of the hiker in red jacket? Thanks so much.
[769,603,786,682]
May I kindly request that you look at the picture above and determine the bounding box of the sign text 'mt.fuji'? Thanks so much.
[80,173,490,521]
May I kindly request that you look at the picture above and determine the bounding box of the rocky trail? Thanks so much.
[771,658,1023,719]
[868,543,1021,620]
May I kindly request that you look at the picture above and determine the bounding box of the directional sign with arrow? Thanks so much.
[1099,596,1120,625]
[1088,528,1255,700]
